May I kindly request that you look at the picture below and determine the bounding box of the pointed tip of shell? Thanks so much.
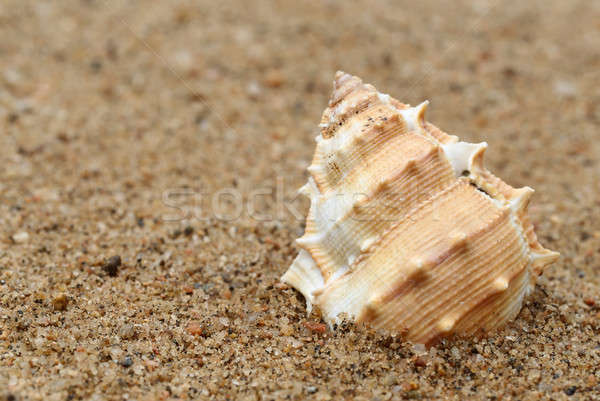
[329,71,364,107]
[334,70,349,80]
[333,70,351,86]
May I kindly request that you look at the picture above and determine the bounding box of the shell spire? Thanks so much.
[281,72,559,345]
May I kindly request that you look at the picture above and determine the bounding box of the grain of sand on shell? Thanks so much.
[1,1,599,400]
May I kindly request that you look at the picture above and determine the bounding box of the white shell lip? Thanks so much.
[282,71,560,345]
[441,141,488,177]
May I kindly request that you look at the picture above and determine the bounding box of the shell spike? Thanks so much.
[361,296,384,322]
[437,315,457,334]
[448,230,468,249]
[415,100,429,126]
[296,234,322,248]
[509,186,534,214]
[398,100,429,132]
[492,276,509,293]
[298,183,311,197]
[530,249,560,272]
[307,164,320,174]
[441,141,488,177]
[298,182,312,198]
[409,257,431,280]
[298,177,317,198]
[469,141,488,171]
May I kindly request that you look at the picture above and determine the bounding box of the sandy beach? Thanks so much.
[1,1,599,400]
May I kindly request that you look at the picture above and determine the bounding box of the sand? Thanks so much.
[1,1,599,400]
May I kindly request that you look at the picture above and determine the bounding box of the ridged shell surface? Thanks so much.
[282,72,559,345]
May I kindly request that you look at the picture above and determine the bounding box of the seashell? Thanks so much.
[282,71,559,345]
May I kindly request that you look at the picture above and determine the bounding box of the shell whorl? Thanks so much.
[282,72,559,345]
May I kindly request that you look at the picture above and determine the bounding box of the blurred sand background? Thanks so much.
[1,1,599,400]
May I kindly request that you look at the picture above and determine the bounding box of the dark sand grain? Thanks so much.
[1,1,599,400]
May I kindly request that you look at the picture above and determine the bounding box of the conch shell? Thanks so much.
[282,72,559,345]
